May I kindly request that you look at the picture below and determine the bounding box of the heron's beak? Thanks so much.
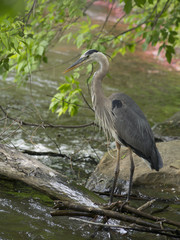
[64,56,88,73]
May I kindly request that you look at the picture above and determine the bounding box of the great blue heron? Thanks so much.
[64,49,163,203]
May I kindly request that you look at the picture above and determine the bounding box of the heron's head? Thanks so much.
[64,49,99,73]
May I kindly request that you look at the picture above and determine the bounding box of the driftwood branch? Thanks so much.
[70,217,180,238]
[51,201,180,238]
[0,144,101,205]
[51,201,160,228]
[137,199,156,211]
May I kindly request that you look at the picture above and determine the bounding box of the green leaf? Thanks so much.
[119,46,126,56]
[56,107,64,116]
[90,24,99,30]
[127,43,135,53]
[27,33,33,38]
[49,101,59,113]
[6,53,14,58]
[165,50,172,64]
[87,63,92,73]
[142,33,151,50]
[161,29,168,40]
[3,59,9,70]
[166,45,175,54]
[142,41,148,51]
[58,83,71,92]
[76,34,84,48]
[135,0,146,7]
[168,31,177,44]
[168,34,175,44]
[1,33,9,49]
[158,44,165,55]
[165,45,175,63]
[43,56,48,63]
[151,30,159,46]
[124,0,132,14]
[69,89,81,96]
[17,61,26,73]
[11,37,19,51]
[73,72,80,79]
[37,45,44,56]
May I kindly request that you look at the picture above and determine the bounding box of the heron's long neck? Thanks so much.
[91,53,114,137]
[91,54,109,109]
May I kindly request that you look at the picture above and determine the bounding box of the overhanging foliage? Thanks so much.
[0,0,179,116]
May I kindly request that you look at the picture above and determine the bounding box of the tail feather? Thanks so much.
[150,146,163,171]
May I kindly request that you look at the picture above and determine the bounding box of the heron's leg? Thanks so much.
[109,142,121,204]
[127,148,135,201]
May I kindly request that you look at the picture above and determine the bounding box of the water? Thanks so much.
[0,4,180,240]
[0,193,84,240]
[0,180,179,240]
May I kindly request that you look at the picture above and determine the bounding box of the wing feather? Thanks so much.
[109,93,162,170]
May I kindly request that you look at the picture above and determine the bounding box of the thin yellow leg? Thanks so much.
[127,148,135,201]
[109,142,121,203]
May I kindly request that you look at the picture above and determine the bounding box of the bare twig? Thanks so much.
[0,105,96,129]
[24,0,38,24]
[22,149,69,158]
[152,0,171,29]
[80,92,94,112]
[104,1,159,43]
[108,12,127,34]
[70,217,180,238]
[151,204,170,215]
[52,201,163,229]
[97,0,116,38]
[137,199,156,211]
[93,191,180,204]
[114,202,180,229]
[51,201,180,238]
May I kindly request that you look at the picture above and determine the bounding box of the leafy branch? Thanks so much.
[0,0,179,119]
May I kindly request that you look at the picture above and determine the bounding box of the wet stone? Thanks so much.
[86,140,180,194]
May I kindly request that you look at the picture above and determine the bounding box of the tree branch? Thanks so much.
[70,217,180,238]
[0,105,96,129]
[104,1,159,43]
[52,201,162,229]
[22,149,69,158]
[51,201,180,238]
[152,0,171,29]
[24,0,38,24]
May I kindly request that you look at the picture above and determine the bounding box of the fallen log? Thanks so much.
[0,144,102,206]
[1,144,180,238]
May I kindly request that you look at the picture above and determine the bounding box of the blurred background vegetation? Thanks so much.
[0,0,179,116]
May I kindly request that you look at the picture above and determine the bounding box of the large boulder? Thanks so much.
[153,111,180,140]
[86,140,180,193]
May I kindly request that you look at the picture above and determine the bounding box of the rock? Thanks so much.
[153,111,180,140]
[86,140,180,193]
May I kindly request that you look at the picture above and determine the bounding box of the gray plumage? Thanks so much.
[65,49,163,202]
[109,93,163,171]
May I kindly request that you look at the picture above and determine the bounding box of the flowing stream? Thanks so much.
[0,4,180,240]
